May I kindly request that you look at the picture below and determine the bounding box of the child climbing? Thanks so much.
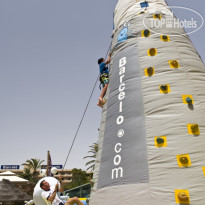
[97,53,111,108]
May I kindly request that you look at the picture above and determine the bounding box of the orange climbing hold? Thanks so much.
[169,60,180,68]
[187,124,200,135]
[175,190,190,204]
[148,48,157,56]
[177,154,191,167]
[145,67,155,76]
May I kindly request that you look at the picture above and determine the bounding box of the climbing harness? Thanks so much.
[99,42,112,90]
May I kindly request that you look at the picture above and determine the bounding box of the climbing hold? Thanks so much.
[160,35,170,42]
[147,67,154,76]
[179,156,189,165]
[142,29,150,37]
[191,124,199,134]
[145,67,155,77]
[153,14,161,20]
[148,48,157,56]
[175,190,190,204]
[177,154,191,167]
[138,11,145,15]
[187,124,200,135]
[160,84,170,94]
[155,136,167,147]
[169,60,179,68]
[171,60,178,67]
[160,85,167,91]
[182,95,194,105]
[178,192,189,202]
[156,137,164,144]
[186,97,193,104]
[140,1,149,8]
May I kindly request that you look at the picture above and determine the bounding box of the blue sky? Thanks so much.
[0,0,204,170]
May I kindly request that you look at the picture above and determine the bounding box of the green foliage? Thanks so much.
[19,167,33,181]
[65,168,90,189]
[22,158,44,183]
[84,142,98,171]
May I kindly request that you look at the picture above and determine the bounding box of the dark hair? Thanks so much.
[40,180,46,189]
[98,58,104,65]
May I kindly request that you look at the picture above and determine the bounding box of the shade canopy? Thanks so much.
[0,171,28,182]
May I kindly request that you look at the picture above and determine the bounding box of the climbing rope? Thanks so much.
[61,41,112,172]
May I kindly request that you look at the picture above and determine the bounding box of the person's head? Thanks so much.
[40,180,50,191]
[98,58,105,65]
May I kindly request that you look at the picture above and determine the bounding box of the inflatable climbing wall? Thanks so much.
[90,0,205,204]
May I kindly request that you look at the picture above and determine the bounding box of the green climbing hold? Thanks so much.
[161,85,168,91]
[156,137,164,144]
[144,29,150,37]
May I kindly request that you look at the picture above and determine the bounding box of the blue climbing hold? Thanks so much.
[186,97,192,104]
[140,2,149,8]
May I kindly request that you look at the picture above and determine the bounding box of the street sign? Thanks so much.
[1,165,20,170]
[41,165,63,169]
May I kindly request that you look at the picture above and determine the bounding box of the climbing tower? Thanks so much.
[90,0,205,204]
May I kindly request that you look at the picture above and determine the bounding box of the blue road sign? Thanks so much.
[1,165,20,169]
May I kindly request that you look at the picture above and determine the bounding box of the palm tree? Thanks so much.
[22,158,44,183]
[19,167,33,181]
[84,142,98,172]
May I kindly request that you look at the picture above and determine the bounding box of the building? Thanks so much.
[0,169,91,185]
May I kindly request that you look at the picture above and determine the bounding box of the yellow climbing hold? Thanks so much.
[187,124,200,135]
[175,190,190,204]
[177,154,191,167]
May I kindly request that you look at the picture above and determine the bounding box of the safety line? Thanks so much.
[62,41,112,172]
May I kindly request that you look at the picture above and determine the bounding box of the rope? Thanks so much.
[61,41,112,172]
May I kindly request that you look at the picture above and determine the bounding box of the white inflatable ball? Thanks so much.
[33,177,60,205]
[51,167,58,175]
[39,169,46,177]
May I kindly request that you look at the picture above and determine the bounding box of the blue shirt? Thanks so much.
[99,62,109,75]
